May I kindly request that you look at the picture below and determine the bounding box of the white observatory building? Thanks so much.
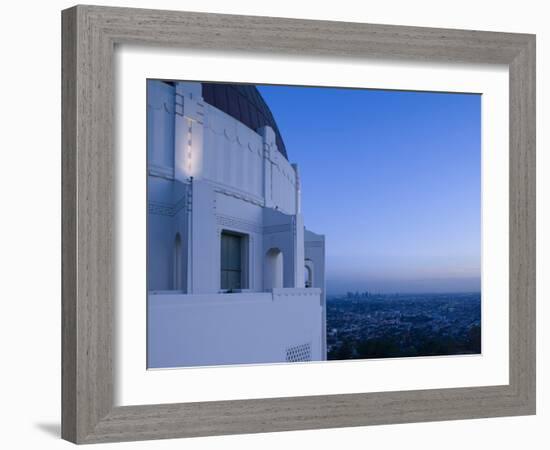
[147,80,326,368]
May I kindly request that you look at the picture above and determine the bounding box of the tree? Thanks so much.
[330,339,353,360]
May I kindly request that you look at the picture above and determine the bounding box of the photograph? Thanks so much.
[146,80,481,369]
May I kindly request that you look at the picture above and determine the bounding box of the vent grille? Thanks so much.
[285,343,312,362]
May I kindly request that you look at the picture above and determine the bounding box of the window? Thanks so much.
[220,231,247,290]
[304,259,314,288]
[304,265,312,288]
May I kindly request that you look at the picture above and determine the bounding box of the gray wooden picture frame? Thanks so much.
[61,4,536,444]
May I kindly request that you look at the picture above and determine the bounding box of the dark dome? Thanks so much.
[201,83,288,159]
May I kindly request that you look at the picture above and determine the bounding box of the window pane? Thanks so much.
[221,232,242,290]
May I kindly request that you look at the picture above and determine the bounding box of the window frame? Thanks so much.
[220,229,249,291]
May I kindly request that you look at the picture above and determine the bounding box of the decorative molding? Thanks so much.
[148,201,174,217]
[273,288,322,297]
[204,105,263,156]
[148,164,175,180]
[216,214,263,234]
[147,101,174,115]
[148,194,189,217]
[263,224,291,234]
[174,92,184,117]
[305,241,324,248]
[214,184,264,207]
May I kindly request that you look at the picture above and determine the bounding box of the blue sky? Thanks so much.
[258,85,481,294]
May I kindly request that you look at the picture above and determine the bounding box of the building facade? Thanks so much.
[147,80,326,368]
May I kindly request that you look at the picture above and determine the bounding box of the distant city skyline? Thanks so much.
[258,85,481,295]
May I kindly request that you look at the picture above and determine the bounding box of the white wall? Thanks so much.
[263,208,300,288]
[202,102,265,199]
[147,80,175,173]
[305,229,327,356]
[176,81,297,213]
[0,1,547,450]
[148,289,323,367]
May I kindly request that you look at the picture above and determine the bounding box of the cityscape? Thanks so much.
[326,292,481,360]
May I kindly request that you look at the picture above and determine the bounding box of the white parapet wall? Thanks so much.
[148,288,323,368]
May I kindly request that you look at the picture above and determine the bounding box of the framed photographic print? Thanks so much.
[62,5,536,444]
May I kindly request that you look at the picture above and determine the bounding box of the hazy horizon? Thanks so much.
[259,85,481,294]
[325,277,481,296]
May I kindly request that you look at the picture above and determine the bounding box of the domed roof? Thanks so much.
[201,83,288,160]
